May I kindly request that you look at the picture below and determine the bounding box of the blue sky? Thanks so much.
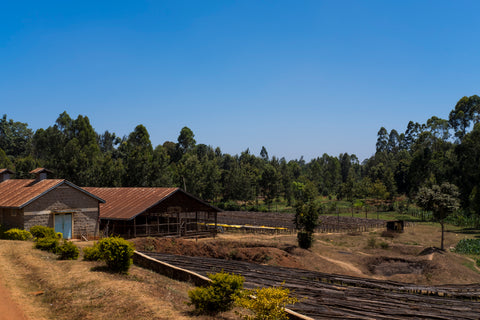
[1,1,479,161]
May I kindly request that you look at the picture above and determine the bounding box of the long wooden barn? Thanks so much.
[84,187,220,238]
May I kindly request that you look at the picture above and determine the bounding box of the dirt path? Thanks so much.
[318,254,365,275]
[0,280,28,320]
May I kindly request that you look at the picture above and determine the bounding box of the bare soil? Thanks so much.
[132,223,480,285]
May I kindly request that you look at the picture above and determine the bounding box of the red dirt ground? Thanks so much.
[0,280,28,320]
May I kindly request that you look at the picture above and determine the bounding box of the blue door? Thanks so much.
[55,214,72,239]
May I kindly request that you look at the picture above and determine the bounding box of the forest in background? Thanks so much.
[1,95,480,221]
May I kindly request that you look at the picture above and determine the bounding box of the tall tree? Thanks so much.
[449,95,480,141]
[0,114,33,158]
[121,125,154,187]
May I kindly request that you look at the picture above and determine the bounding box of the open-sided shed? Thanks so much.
[84,187,220,238]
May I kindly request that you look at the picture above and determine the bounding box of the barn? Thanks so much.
[0,168,104,239]
[84,187,220,238]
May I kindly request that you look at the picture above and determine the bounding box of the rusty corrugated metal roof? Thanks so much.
[30,168,52,174]
[84,187,179,220]
[0,179,105,208]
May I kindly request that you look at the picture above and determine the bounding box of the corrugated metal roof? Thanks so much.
[0,179,66,208]
[84,187,179,220]
[0,179,105,208]
[29,167,53,174]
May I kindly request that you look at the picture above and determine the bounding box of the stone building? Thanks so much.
[0,168,104,239]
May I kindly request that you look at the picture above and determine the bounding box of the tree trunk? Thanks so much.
[440,222,444,251]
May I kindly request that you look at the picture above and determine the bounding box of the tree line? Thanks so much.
[1,95,480,218]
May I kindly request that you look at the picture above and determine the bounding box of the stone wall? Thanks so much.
[23,183,99,239]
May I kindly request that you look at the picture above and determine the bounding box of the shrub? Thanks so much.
[35,237,59,253]
[236,285,298,320]
[366,236,377,249]
[83,243,103,261]
[188,272,244,314]
[380,241,390,249]
[453,239,480,255]
[97,236,135,273]
[4,228,32,241]
[297,231,314,249]
[56,232,63,239]
[30,226,56,239]
[57,240,79,260]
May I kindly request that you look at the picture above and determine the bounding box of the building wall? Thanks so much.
[23,183,100,238]
[0,208,24,229]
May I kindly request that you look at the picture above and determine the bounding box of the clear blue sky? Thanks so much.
[1,1,479,161]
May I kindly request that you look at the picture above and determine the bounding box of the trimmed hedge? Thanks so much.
[4,228,32,241]
[97,237,135,273]
[57,240,79,260]
[35,237,60,253]
[30,226,56,239]
[83,243,102,261]
[188,272,244,314]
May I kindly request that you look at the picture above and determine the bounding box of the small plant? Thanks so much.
[57,240,79,260]
[367,236,377,249]
[97,236,135,273]
[236,284,298,320]
[380,241,390,249]
[56,232,63,239]
[30,226,56,239]
[4,228,32,241]
[187,272,244,314]
[83,243,103,261]
[35,236,59,253]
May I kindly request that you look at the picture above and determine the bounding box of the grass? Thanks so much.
[0,240,239,320]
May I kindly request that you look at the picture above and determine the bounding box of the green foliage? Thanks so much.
[83,243,103,261]
[297,231,314,249]
[236,285,298,320]
[367,236,377,249]
[4,228,32,241]
[294,201,319,249]
[57,240,79,260]
[34,236,60,253]
[30,225,56,239]
[188,272,244,314]
[97,236,135,273]
[454,239,480,255]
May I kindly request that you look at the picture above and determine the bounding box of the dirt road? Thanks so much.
[0,280,28,320]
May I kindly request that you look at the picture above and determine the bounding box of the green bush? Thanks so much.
[188,272,244,314]
[35,237,59,253]
[57,240,79,260]
[83,243,103,261]
[236,285,298,320]
[56,232,63,239]
[297,231,314,249]
[4,228,32,241]
[97,236,135,273]
[454,239,480,255]
[30,226,56,239]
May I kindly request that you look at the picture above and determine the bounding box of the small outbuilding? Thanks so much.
[84,187,220,238]
[0,168,104,239]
